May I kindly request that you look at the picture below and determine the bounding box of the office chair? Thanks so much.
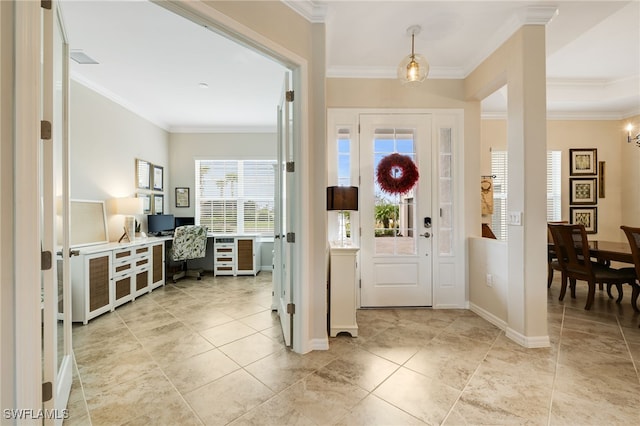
[169,225,208,283]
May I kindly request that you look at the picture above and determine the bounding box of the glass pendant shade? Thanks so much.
[398,53,428,83]
[398,27,429,84]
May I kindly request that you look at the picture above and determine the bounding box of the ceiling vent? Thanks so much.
[70,50,99,65]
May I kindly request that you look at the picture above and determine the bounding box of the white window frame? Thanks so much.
[195,159,276,236]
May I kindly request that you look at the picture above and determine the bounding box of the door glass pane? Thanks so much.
[439,128,454,255]
[373,129,417,256]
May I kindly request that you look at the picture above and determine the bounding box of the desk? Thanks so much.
[70,236,171,323]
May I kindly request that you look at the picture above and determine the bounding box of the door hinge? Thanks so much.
[41,0,52,10]
[286,161,295,172]
[359,279,361,288]
[42,382,52,402]
[286,90,294,102]
[358,124,360,134]
[286,232,295,243]
[41,250,52,271]
[41,120,52,140]
[287,303,295,314]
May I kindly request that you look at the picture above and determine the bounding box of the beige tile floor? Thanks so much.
[65,272,640,425]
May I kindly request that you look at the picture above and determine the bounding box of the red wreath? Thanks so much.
[376,153,420,195]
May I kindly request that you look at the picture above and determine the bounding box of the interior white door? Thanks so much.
[359,114,433,307]
[274,71,293,347]
[42,1,73,423]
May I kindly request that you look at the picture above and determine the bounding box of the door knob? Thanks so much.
[420,232,431,238]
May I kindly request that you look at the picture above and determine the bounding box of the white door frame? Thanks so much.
[140,1,313,353]
[327,108,466,310]
[13,0,45,414]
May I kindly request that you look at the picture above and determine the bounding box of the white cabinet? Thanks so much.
[213,235,259,276]
[71,238,167,324]
[213,237,235,276]
[71,251,113,324]
[329,245,359,337]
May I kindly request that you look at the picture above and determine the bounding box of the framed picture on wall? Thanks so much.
[569,178,597,205]
[570,206,597,234]
[136,159,151,189]
[152,165,164,191]
[175,187,190,208]
[569,148,597,176]
[137,193,151,214]
[153,194,164,215]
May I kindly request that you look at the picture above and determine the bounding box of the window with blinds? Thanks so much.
[195,160,276,235]
[490,150,561,240]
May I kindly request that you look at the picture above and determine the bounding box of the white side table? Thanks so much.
[329,245,359,337]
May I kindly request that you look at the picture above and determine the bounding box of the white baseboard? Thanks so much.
[469,302,507,330]
[309,337,329,351]
[505,328,551,348]
[469,303,551,348]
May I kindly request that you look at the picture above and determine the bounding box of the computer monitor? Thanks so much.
[147,214,175,236]
[174,216,195,228]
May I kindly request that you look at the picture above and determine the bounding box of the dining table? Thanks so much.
[588,240,634,264]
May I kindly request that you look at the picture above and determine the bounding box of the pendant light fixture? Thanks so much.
[398,25,429,84]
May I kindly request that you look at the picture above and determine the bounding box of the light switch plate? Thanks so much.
[508,211,523,226]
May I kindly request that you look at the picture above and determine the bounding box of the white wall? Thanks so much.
[168,132,277,270]
[469,237,508,327]
[70,80,169,242]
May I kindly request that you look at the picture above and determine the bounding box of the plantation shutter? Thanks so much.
[491,150,562,241]
[195,160,275,235]
[547,151,561,221]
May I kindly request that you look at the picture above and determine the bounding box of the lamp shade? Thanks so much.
[115,197,143,215]
[326,186,358,211]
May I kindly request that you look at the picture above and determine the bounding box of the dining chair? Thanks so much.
[620,226,640,312]
[547,221,568,288]
[548,223,636,310]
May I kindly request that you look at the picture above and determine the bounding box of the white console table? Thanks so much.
[70,236,169,324]
[329,245,359,337]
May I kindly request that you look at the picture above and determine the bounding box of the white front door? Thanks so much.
[360,114,433,307]
[42,1,73,422]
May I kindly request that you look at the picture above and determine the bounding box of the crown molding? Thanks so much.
[517,6,559,26]
[326,65,465,80]
[169,125,277,134]
[482,109,639,121]
[281,0,327,23]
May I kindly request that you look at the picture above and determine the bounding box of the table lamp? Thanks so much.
[326,186,359,247]
[116,197,143,242]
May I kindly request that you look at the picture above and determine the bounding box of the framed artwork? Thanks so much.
[153,194,164,215]
[175,187,190,208]
[598,161,605,198]
[569,148,597,176]
[480,177,493,215]
[137,193,151,214]
[570,206,597,234]
[569,178,597,205]
[136,159,150,189]
[152,165,164,191]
